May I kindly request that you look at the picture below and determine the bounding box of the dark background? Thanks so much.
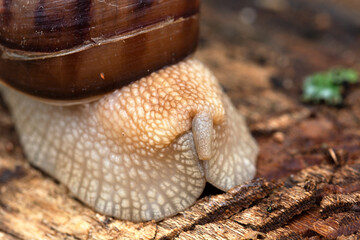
[197,0,360,181]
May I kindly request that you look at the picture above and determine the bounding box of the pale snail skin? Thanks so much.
[2,58,258,222]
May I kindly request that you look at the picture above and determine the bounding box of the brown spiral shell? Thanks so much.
[0,0,199,100]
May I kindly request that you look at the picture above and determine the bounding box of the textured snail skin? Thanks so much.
[2,59,258,222]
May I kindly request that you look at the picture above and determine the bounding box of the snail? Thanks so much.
[0,0,258,222]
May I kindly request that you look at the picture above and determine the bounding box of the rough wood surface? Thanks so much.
[1,0,360,239]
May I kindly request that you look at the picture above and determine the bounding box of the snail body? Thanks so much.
[0,0,258,222]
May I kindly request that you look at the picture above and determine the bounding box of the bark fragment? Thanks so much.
[156,179,276,239]
[312,212,360,239]
[320,192,360,218]
[231,183,317,232]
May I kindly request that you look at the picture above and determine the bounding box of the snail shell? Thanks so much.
[0,0,199,101]
[0,0,258,222]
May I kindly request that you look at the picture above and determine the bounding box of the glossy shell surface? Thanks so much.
[0,0,199,100]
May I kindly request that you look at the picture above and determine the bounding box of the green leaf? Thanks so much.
[329,69,358,84]
[302,68,358,105]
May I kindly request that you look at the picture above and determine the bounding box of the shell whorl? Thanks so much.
[0,0,199,101]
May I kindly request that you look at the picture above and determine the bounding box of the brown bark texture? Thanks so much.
[1,0,360,239]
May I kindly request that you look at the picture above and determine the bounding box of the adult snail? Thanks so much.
[0,0,258,222]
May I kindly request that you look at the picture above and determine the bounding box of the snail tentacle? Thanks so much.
[192,112,213,161]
